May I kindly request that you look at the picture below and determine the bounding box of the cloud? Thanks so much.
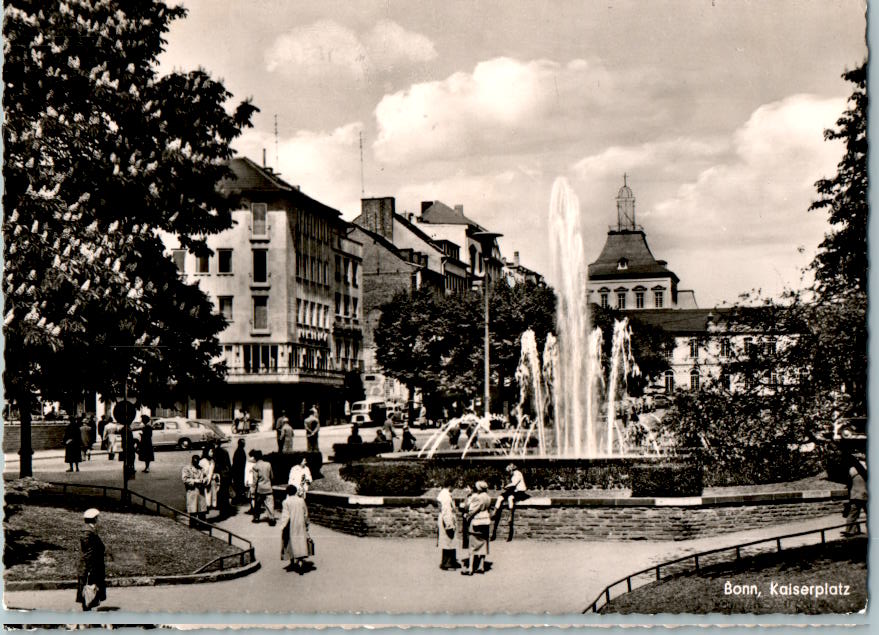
[264,19,436,80]
[642,94,846,304]
[233,123,364,215]
[372,56,677,165]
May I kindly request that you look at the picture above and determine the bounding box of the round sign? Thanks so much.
[113,400,137,426]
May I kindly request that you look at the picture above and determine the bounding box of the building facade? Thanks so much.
[160,157,363,428]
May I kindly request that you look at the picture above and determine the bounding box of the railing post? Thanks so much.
[656,566,661,581]
[776,538,782,552]
[605,588,611,604]
[228,533,233,545]
[694,555,699,570]
[627,578,632,592]
[736,547,741,561]
[821,530,826,544]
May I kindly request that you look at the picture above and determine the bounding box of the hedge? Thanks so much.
[629,463,703,497]
[264,451,322,486]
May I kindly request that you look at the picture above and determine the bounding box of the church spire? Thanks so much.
[616,174,636,230]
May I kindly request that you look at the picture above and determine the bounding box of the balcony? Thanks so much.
[224,365,345,386]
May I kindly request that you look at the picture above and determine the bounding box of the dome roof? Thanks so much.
[617,184,634,199]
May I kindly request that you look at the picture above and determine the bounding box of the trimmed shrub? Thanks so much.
[821,444,855,484]
[630,463,703,497]
[332,442,393,463]
[340,462,426,496]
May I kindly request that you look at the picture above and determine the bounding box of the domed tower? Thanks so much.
[616,174,636,231]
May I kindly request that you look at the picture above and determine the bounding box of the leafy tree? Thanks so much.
[3,0,257,476]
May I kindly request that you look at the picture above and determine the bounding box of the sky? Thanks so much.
[159,0,867,308]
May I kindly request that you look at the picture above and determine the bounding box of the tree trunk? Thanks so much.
[18,394,34,478]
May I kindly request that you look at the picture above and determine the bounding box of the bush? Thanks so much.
[340,462,427,496]
[630,463,703,497]
[821,443,856,484]
[332,442,393,463]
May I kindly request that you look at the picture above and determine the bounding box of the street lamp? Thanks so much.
[472,231,502,419]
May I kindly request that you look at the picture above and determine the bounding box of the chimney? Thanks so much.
[421,201,432,214]
[407,212,414,222]
[454,204,464,215]
[359,197,395,241]
[262,148,266,168]
[514,251,520,266]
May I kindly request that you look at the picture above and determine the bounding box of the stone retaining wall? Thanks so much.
[298,489,847,541]
[3,423,68,453]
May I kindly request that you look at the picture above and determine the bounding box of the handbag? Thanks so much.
[307,536,315,556]
[82,575,99,609]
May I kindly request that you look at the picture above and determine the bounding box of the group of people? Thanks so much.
[273,407,322,454]
[181,440,235,523]
[436,463,529,576]
[368,420,418,451]
[62,413,155,475]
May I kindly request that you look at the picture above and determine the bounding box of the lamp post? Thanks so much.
[472,231,502,419]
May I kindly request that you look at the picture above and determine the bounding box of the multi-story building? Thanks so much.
[503,251,544,287]
[588,181,696,311]
[161,156,362,428]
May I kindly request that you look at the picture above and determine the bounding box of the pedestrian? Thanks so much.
[76,508,106,611]
[447,423,461,449]
[120,423,137,479]
[251,450,276,525]
[232,439,247,504]
[491,463,529,541]
[288,457,312,497]
[347,424,363,444]
[279,417,295,454]
[137,415,154,473]
[458,485,473,569]
[436,487,458,570]
[400,423,418,452]
[274,410,290,452]
[79,417,92,462]
[212,440,233,518]
[304,406,321,453]
[97,414,110,448]
[461,481,492,575]
[102,419,120,459]
[244,450,257,514]
[182,454,208,526]
[280,484,312,574]
[63,416,83,472]
[373,428,388,443]
[843,456,868,536]
[200,446,217,511]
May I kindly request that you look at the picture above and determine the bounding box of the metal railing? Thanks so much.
[584,520,865,614]
[48,482,255,574]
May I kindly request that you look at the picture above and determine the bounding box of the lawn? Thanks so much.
[601,536,867,614]
[4,504,241,582]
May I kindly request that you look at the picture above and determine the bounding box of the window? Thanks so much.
[343,258,350,284]
[352,297,359,317]
[343,294,350,316]
[770,369,779,387]
[335,293,341,315]
[600,293,609,309]
[252,296,268,330]
[720,371,731,391]
[218,249,233,274]
[764,339,777,356]
[172,250,186,272]
[635,291,644,309]
[690,369,700,391]
[654,290,664,308]
[251,203,267,236]
[720,338,732,358]
[616,292,626,309]
[664,370,674,394]
[689,339,699,359]
[218,296,233,322]
[352,262,359,287]
[335,255,342,281]
[196,254,210,273]
[252,249,267,283]
[323,261,328,285]
[744,337,754,356]
[297,299,302,324]
[617,258,628,270]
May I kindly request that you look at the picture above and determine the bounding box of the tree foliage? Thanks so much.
[3,1,257,414]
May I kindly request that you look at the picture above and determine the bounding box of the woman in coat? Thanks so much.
[199,447,217,510]
[182,455,207,525]
[436,487,458,570]
[279,484,311,573]
[137,417,154,473]
[63,417,83,472]
[76,508,106,610]
[461,481,492,575]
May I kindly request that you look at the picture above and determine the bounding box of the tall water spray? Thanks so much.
[549,178,592,456]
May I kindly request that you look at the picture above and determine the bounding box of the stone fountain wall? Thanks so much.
[295,488,847,541]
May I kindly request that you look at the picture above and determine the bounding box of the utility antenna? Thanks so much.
[274,114,279,171]
[359,130,365,196]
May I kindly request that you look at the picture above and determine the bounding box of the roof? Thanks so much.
[621,309,730,335]
[588,230,678,281]
[393,212,446,253]
[419,201,485,230]
[223,156,341,218]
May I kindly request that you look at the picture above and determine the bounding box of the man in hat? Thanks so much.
[274,409,290,452]
[491,463,529,542]
[76,508,106,610]
[842,455,868,536]
[250,450,276,525]
[304,406,321,453]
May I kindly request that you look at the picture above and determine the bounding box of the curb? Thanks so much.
[4,560,261,592]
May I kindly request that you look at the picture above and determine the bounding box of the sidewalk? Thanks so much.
[3,510,849,616]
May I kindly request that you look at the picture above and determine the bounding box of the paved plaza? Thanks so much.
[3,441,850,615]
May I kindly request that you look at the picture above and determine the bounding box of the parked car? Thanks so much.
[132,417,229,450]
[836,416,867,440]
[350,413,373,427]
